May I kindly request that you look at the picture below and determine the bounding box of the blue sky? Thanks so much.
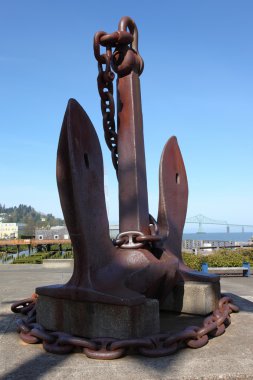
[0,1,252,231]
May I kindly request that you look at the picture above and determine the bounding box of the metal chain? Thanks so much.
[11,295,239,359]
[113,214,164,249]
[94,18,158,246]
[93,17,144,173]
[94,31,118,172]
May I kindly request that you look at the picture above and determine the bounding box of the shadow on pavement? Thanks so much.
[223,292,253,312]
[0,352,68,380]
[0,292,252,379]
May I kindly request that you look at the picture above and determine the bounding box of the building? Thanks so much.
[0,213,7,222]
[17,223,26,236]
[182,239,202,251]
[35,225,120,241]
[109,225,119,239]
[35,226,69,240]
[182,239,235,252]
[0,223,18,239]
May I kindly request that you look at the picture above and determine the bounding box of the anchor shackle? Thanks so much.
[118,16,139,53]
[113,16,144,77]
[94,16,144,78]
[98,16,139,53]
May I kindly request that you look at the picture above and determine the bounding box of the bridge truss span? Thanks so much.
[185,214,253,233]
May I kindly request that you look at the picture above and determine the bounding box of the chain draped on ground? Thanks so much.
[11,294,239,359]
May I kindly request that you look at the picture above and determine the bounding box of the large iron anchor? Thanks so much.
[36,17,218,306]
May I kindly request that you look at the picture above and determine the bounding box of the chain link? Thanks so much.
[11,294,239,359]
[94,33,118,173]
[94,30,118,172]
[113,214,164,249]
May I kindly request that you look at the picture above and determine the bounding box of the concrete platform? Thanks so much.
[0,264,253,380]
[161,281,220,315]
[36,295,159,339]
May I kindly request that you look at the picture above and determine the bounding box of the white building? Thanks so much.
[0,223,18,239]
[35,226,69,240]
[182,239,234,252]
[35,225,120,241]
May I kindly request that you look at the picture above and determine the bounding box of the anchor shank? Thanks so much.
[117,71,149,234]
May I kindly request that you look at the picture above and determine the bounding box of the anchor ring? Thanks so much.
[115,231,145,249]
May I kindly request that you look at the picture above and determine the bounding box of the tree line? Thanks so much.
[0,204,65,236]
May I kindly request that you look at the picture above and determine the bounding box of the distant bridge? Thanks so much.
[186,214,253,233]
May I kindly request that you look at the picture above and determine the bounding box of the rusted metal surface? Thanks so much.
[35,97,177,305]
[117,72,149,234]
[93,16,219,286]
[36,16,183,306]
[36,99,144,305]
[12,294,239,359]
[157,137,219,282]
[115,19,148,234]
[158,136,188,259]
[10,16,232,362]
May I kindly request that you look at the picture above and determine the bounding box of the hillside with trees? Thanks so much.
[0,204,65,236]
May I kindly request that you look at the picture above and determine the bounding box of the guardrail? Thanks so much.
[0,239,71,247]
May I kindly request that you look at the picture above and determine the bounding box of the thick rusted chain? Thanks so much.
[11,293,37,314]
[114,232,163,248]
[94,16,143,174]
[11,294,239,359]
[94,18,159,247]
[113,214,164,248]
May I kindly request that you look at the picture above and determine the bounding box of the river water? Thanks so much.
[109,227,252,243]
[183,232,253,242]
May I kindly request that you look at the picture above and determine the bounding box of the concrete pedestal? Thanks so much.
[160,281,221,315]
[36,295,159,339]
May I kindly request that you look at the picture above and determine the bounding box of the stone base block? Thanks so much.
[36,295,159,339]
[160,281,220,315]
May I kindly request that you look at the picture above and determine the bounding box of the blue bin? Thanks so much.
[202,262,208,273]
[242,262,251,277]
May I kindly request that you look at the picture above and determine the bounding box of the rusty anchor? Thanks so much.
[36,16,218,309]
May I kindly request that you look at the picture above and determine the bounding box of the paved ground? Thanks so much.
[0,265,253,380]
